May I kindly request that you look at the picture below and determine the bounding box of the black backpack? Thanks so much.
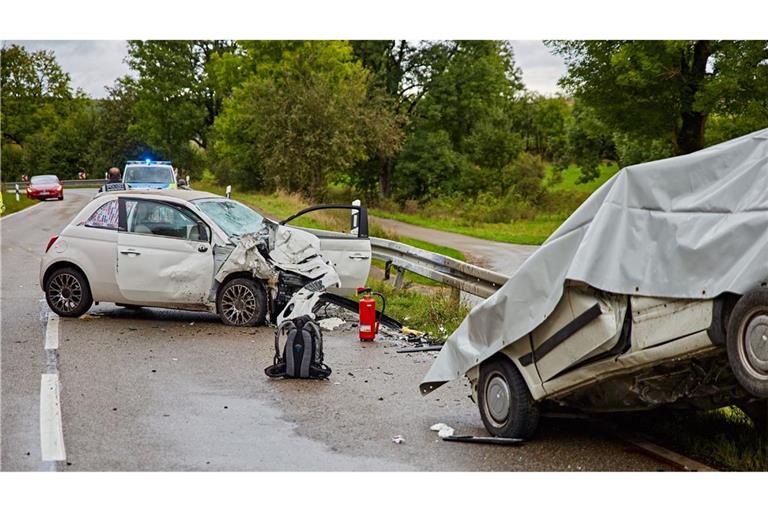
[264,315,332,379]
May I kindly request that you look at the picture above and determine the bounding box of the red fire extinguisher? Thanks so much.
[357,287,386,341]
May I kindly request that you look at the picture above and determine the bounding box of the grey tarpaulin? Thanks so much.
[421,128,768,394]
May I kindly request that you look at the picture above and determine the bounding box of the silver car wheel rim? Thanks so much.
[484,372,511,426]
[48,273,82,313]
[740,312,768,379]
[221,284,257,325]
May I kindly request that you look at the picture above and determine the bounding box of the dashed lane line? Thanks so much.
[39,373,66,462]
[45,313,60,350]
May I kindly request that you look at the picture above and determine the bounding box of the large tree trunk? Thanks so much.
[379,157,393,198]
[676,40,712,155]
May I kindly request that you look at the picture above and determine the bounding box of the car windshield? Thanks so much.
[194,199,264,239]
[31,175,59,184]
[123,166,174,184]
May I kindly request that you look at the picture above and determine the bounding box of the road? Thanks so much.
[372,215,537,276]
[1,188,673,470]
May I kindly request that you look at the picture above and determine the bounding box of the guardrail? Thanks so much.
[301,227,508,299]
[369,237,509,298]
[3,179,104,191]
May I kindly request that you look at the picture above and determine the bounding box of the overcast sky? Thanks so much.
[4,40,567,98]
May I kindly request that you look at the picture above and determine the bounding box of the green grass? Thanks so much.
[365,277,469,337]
[545,162,619,193]
[371,162,621,246]
[624,406,767,471]
[1,192,38,217]
[370,208,564,245]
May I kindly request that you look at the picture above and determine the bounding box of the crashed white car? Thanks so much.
[422,128,768,438]
[39,189,372,326]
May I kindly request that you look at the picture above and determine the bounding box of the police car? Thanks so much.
[123,160,178,190]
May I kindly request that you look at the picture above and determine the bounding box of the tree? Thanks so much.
[212,41,402,200]
[548,40,768,176]
[350,40,456,198]
[126,40,236,172]
[1,44,73,179]
[393,41,525,200]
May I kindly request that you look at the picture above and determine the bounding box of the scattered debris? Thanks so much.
[442,435,523,446]
[391,435,405,444]
[318,317,345,331]
[397,346,442,353]
[430,423,455,438]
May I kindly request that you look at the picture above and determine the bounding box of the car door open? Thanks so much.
[281,204,372,295]
[116,198,214,305]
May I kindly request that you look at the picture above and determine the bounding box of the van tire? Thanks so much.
[727,287,768,398]
[478,356,540,439]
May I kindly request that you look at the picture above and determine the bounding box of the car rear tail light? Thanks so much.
[45,235,59,253]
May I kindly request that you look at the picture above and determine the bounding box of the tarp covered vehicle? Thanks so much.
[422,128,768,438]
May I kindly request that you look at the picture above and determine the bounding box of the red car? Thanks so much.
[27,175,64,201]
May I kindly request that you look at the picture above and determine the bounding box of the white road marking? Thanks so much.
[45,314,60,350]
[39,374,66,461]
[0,200,45,222]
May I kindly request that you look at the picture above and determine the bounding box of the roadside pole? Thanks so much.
[15,183,20,202]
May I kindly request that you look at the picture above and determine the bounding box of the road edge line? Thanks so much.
[0,200,45,223]
[39,373,66,462]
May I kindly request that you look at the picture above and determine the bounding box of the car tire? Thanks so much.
[217,278,267,327]
[478,356,540,439]
[726,287,768,398]
[45,267,93,318]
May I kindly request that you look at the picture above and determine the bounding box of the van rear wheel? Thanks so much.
[727,288,768,398]
[478,356,540,439]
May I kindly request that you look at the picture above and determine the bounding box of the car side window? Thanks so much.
[124,200,207,241]
[85,200,119,229]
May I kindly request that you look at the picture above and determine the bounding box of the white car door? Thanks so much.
[282,205,372,295]
[116,197,214,304]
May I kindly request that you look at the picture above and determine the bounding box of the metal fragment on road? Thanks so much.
[392,435,405,444]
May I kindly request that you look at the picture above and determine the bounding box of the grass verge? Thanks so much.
[366,277,470,337]
[624,406,767,471]
[371,162,620,246]
[1,192,38,217]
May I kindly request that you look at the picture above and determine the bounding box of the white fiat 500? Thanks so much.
[39,189,372,326]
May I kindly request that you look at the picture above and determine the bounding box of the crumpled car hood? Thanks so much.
[215,222,334,283]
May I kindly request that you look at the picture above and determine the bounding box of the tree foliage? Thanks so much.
[548,40,768,179]
[212,41,402,200]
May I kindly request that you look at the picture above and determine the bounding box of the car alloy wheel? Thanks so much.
[220,283,257,325]
[48,272,83,313]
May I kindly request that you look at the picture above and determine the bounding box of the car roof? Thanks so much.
[31,174,59,180]
[100,188,221,202]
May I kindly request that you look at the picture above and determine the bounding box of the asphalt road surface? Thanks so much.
[1,188,674,471]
